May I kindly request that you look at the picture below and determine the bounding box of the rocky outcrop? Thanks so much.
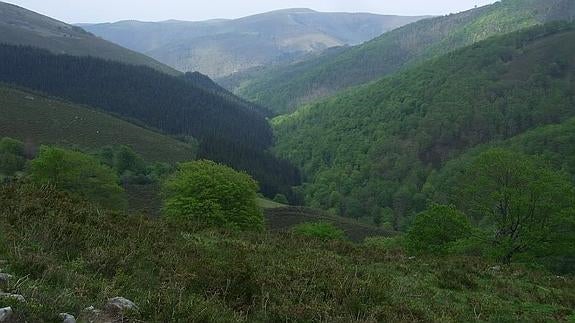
[0,307,12,322]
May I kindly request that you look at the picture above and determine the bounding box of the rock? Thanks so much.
[489,265,501,272]
[106,297,138,313]
[0,307,12,322]
[0,293,25,302]
[59,313,76,323]
[0,273,13,284]
[408,256,416,260]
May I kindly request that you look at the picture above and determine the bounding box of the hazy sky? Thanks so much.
[5,0,498,23]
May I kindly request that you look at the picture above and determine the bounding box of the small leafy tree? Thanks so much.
[28,147,127,210]
[459,149,574,263]
[162,160,263,230]
[406,204,472,255]
[273,193,289,205]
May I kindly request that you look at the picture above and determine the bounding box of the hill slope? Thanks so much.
[81,9,428,78]
[273,23,575,226]
[0,44,300,198]
[0,86,195,163]
[230,0,575,114]
[0,1,178,75]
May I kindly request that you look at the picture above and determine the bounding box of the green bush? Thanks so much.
[292,222,345,241]
[28,146,127,210]
[0,137,26,176]
[406,204,472,255]
[273,193,289,205]
[162,160,263,230]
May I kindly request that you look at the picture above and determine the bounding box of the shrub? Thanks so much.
[293,222,345,241]
[28,146,127,210]
[406,204,472,255]
[162,160,263,230]
[0,137,26,176]
[273,193,289,205]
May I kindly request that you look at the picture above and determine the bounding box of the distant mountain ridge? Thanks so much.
[228,0,575,114]
[0,1,179,75]
[81,9,429,78]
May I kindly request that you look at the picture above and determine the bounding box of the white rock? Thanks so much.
[106,297,138,312]
[0,293,25,302]
[0,273,13,284]
[0,307,12,322]
[59,312,76,323]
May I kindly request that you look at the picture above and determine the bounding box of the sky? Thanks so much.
[5,0,498,24]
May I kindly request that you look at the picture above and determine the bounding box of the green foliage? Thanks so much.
[406,204,472,255]
[28,146,127,210]
[162,160,263,230]
[233,0,574,113]
[0,87,196,163]
[0,137,26,177]
[292,222,346,241]
[1,184,574,322]
[458,148,575,263]
[272,193,289,205]
[274,23,575,225]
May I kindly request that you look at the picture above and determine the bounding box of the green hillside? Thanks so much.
[0,86,195,163]
[81,10,427,79]
[0,1,179,75]
[273,23,575,226]
[1,184,573,322]
[230,0,575,114]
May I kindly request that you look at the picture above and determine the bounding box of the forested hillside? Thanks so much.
[0,45,300,198]
[230,0,575,114]
[81,9,427,78]
[273,23,575,227]
[0,1,178,75]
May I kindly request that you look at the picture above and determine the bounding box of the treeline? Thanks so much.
[274,23,575,226]
[0,44,271,150]
[0,44,300,199]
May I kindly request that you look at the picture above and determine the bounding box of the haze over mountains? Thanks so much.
[0,1,178,75]
[226,0,575,113]
[81,9,429,78]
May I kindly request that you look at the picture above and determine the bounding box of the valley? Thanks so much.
[0,0,574,322]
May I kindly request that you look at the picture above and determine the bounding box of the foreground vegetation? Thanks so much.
[0,184,573,322]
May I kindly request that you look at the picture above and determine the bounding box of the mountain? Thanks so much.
[0,44,300,199]
[272,22,575,227]
[80,9,429,78]
[0,1,178,75]
[229,0,575,114]
[0,86,195,163]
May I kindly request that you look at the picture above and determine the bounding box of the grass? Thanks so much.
[0,183,573,322]
[256,197,286,209]
[0,86,196,163]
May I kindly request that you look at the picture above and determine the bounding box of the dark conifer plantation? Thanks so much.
[0,44,300,198]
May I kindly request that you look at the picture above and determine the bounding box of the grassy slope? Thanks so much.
[231,0,575,114]
[0,86,195,163]
[0,184,573,322]
[273,24,575,222]
[0,1,179,75]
